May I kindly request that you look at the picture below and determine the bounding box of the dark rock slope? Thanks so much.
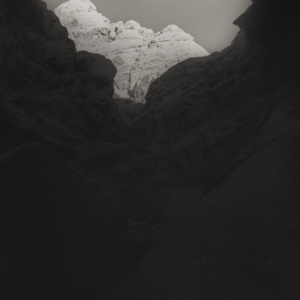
[0,0,171,299]
[0,0,127,146]
[199,0,300,228]
[127,29,272,193]
[1,0,300,299]
[127,0,300,228]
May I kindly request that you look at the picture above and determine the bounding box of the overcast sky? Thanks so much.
[45,0,252,53]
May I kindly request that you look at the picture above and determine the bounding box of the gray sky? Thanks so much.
[45,0,252,52]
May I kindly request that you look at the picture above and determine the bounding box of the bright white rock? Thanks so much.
[54,0,209,102]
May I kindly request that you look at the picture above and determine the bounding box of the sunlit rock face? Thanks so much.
[54,0,209,102]
[126,0,300,228]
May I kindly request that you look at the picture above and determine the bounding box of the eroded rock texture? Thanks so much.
[0,0,171,299]
[127,0,300,228]
[127,30,272,193]
[0,0,127,146]
[199,0,300,228]
[2,0,300,298]
[54,0,209,102]
[76,142,171,224]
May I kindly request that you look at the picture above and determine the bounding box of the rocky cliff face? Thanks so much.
[2,0,300,298]
[198,0,300,227]
[54,0,209,102]
[127,30,272,193]
[0,0,128,147]
[0,0,171,298]
[127,0,300,228]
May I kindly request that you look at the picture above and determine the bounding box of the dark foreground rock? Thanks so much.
[1,0,300,298]
[0,0,171,298]
[200,74,300,228]
[0,143,158,299]
[76,141,171,225]
[98,189,300,300]
[126,0,300,228]
[127,29,272,194]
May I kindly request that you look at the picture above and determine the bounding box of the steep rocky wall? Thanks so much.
[0,0,127,150]
[198,0,300,228]
[126,0,300,228]
[127,29,272,193]
[54,0,209,102]
[0,1,172,298]
[2,0,300,297]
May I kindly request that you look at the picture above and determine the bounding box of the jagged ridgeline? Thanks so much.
[54,0,209,102]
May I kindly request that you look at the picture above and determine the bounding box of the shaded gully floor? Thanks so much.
[99,189,300,300]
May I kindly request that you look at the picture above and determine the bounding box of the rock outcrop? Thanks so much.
[127,0,300,228]
[0,0,171,298]
[199,0,300,228]
[54,0,209,102]
[0,0,127,146]
[127,30,271,193]
[2,0,300,298]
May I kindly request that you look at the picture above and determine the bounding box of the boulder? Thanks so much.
[200,75,300,229]
[54,0,209,102]
[75,50,117,86]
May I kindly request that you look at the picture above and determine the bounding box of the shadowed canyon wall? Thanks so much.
[126,0,300,227]
[1,0,300,299]
[0,0,171,298]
